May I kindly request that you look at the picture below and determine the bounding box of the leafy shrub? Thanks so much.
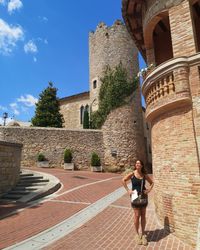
[64,148,72,163]
[91,152,101,166]
[37,153,47,162]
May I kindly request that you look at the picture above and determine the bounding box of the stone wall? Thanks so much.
[0,127,103,169]
[89,20,139,110]
[102,90,146,172]
[0,141,22,196]
[59,92,90,129]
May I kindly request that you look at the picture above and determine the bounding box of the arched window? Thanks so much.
[93,80,97,89]
[192,1,200,52]
[153,15,173,65]
[85,104,89,112]
[80,106,84,124]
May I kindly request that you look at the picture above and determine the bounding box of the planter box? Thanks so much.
[91,166,103,172]
[37,161,49,168]
[64,163,74,170]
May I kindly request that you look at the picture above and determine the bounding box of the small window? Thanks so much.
[93,80,97,89]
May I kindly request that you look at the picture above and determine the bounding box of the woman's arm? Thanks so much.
[122,172,134,195]
[144,174,154,194]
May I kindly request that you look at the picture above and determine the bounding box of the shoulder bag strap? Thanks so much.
[140,177,144,193]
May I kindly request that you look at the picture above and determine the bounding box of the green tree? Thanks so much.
[83,109,90,129]
[31,82,64,127]
[90,63,138,129]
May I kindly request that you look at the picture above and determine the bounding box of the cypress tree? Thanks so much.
[83,109,90,129]
[31,82,64,127]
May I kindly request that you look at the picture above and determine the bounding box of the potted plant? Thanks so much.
[37,153,49,168]
[91,152,102,172]
[63,148,74,170]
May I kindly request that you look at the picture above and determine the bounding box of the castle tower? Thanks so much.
[89,20,147,169]
[89,20,139,111]
[123,0,200,247]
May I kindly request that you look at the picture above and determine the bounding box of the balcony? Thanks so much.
[142,53,200,121]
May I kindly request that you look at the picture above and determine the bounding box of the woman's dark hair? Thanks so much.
[133,159,147,174]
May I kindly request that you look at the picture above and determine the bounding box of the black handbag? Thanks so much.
[131,177,148,207]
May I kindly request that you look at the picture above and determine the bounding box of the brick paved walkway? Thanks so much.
[0,168,195,250]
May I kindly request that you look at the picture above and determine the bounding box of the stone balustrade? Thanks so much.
[142,53,200,121]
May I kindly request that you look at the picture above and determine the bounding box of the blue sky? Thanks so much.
[0,0,146,125]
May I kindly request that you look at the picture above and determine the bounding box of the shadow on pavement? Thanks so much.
[146,228,170,242]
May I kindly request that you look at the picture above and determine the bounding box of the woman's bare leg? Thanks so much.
[141,207,146,235]
[141,207,148,245]
[133,208,141,234]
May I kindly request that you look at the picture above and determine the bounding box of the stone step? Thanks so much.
[18,179,49,184]
[20,173,34,177]
[8,190,31,195]
[14,186,38,191]
[16,182,48,187]
[20,176,44,180]
[0,169,61,204]
[2,194,22,200]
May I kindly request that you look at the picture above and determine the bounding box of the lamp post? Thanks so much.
[3,112,8,126]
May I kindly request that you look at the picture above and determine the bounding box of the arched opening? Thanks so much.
[80,106,84,124]
[153,15,173,65]
[93,80,97,89]
[192,1,200,52]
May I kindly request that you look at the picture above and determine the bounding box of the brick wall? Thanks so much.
[169,0,196,57]
[0,141,22,196]
[152,107,200,247]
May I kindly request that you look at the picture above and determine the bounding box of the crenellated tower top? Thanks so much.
[89,19,139,111]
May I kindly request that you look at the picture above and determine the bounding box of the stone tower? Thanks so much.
[89,20,139,111]
[89,20,146,170]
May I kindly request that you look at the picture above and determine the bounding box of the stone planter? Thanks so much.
[91,166,103,172]
[37,161,49,168]
[64,163,74,170]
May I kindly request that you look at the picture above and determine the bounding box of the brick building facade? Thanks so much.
[122,0,200,247]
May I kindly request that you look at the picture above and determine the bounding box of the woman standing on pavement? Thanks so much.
[122,160,154,246]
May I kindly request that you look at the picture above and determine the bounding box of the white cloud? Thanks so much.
[0,0,6,5]
[24,40,38,54]
[0,18,24,55]
[38,16,48,23]
[10,102,20,115]
[17,94,38,107]
[8,0,23,14]
[33,56,37,62]
[37,37,48,45]
[0,105,7,111]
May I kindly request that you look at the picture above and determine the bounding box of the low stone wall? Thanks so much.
[0,127,103,169]
[0,140,22,196]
